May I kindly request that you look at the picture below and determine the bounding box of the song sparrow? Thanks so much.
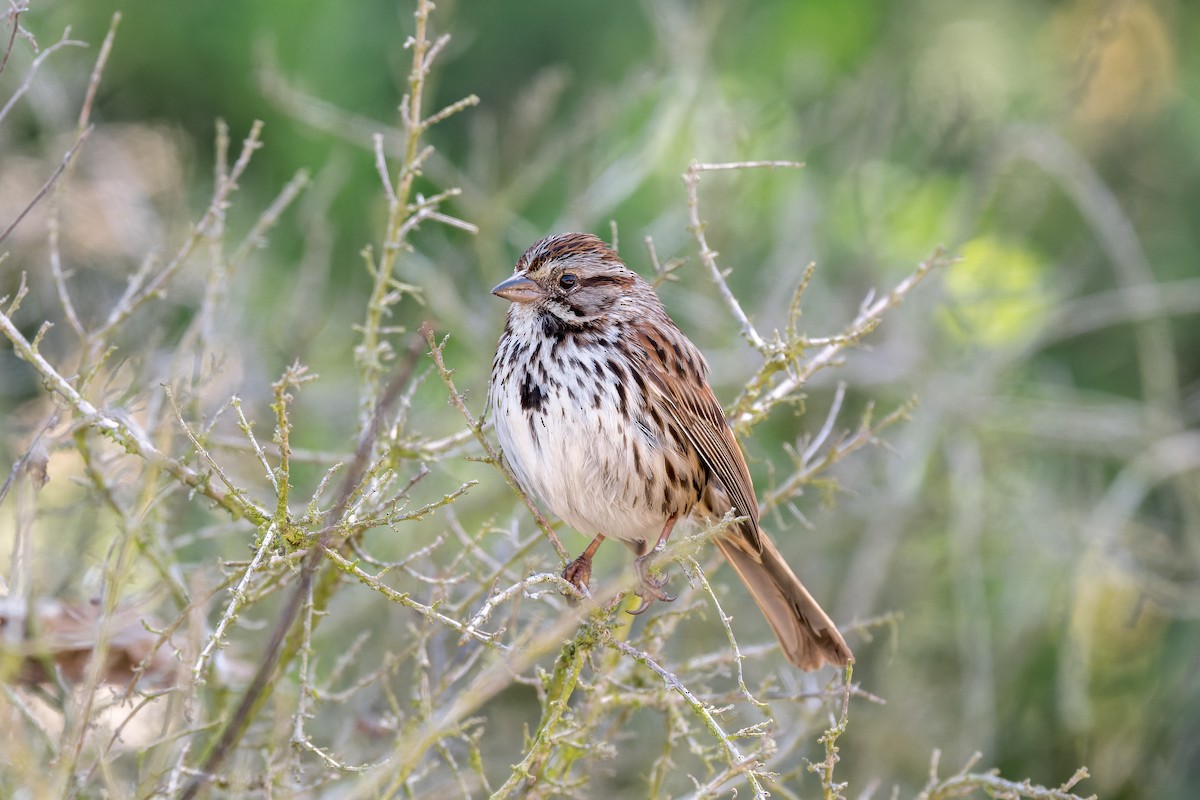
[489,233,852,670]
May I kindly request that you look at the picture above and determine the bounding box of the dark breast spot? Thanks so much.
[519,372,547,412]
[540,312,568,341]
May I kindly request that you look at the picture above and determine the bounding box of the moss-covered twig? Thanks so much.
[916,751,1095,800]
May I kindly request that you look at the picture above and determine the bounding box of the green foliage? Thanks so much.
[2,0,1198,798]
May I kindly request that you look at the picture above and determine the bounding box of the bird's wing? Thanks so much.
[634,324,763,553]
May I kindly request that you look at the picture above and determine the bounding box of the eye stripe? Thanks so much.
[579,275,626,288]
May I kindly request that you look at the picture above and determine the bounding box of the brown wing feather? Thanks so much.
[635,324,763,553]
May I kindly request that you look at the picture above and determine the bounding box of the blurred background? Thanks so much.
[2,0,1198,797]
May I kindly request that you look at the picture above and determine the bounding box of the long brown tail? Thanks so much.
[715,533,852,670]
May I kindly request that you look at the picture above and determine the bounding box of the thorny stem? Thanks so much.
[917,750,1095,800]
[356,0,478,427]
[490,624,592,798]
[192,521,280,685]
[0,311,270,523]
[179,351,423,799]
[166,384,271,524]
[271,363,317,531]
[807,663,854,800]
[462,572,583,641]
[684,556,771,715]
[737,247,950,427]
[599,627,771,799]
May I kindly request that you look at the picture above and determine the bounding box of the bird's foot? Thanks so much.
[561,553,593,597]
[561,534,605,601]
[628,546,676,615]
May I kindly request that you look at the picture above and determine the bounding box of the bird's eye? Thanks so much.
[558,273,578,290]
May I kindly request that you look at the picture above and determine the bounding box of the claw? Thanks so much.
[627,595,653,616]
[624,515,682,613]
[632,551,676,609]
[625,576,676,615]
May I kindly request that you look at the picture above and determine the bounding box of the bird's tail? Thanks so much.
[714,533,853,670]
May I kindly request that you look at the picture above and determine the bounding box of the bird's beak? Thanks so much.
[491,274,543,304]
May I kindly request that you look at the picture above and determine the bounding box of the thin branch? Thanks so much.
[192,521,279,684]
[682,160,806,351]
[92,121,267,342]
[683,556,770,715]
[599,627,771,799]
[0,27,85,126]
[739,247,950,426]
[916,750,1095,800]
[0,125,92,247]
[180,342,423,800]
[462,572,584,642]
[0,2,30,79]
[0,309,270,523]
[77,12,120,130]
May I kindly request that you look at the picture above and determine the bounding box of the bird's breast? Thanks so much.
[490,330,702,546]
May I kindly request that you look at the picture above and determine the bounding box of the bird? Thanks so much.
[488,232,852,670]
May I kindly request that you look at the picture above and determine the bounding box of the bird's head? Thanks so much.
[492,233,646,329]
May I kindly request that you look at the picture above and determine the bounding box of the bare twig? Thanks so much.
[683,160,806,351]
[356,0,478,425]
[180,337,426,799]
[0,125,92,247]
[738,247,950,426]
[0,2,30,78]
[77,12,120,130]
[916,750,1095,800]
[600,627,771,799]
[0,27,85,126]
[0,310,271,523]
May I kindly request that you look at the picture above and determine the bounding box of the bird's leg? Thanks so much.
[562,534,605,596]
[629,516,679,615]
